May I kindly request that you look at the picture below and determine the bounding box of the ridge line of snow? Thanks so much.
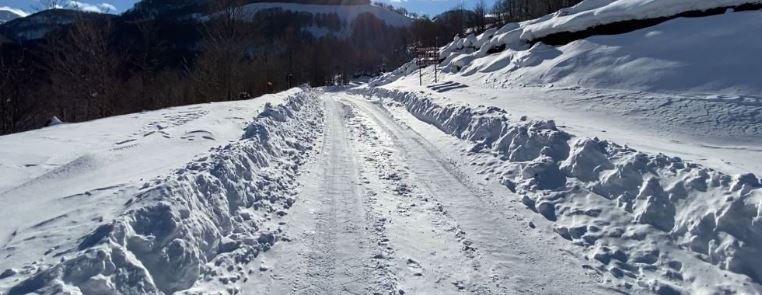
[0,6,28,18]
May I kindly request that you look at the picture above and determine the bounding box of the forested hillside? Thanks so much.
[0,0,584,135]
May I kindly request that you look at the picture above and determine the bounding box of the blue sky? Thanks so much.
[0,0,494,16]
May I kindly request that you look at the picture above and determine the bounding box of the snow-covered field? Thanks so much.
[1,0,761,294]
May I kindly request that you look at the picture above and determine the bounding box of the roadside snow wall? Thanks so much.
[7,90,324,295]
[359,87,762,293]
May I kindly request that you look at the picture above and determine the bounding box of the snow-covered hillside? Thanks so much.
[0,7,26,24]
[439,1,762,97]
[0,9,112,41]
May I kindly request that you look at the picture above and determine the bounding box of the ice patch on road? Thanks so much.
[357,87,762,293]
[4,91,324,295]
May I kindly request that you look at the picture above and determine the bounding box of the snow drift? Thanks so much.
[358,87,762,293]
[437,1,762,96]
[5,90,324,294]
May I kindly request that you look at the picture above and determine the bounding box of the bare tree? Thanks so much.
[192,0,251,101]
[37,0,69,11]
[44,15,121,119]
[491,0,510,25]
[473,0,487,32]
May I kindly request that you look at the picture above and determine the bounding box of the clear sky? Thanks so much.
[1,0,493,16]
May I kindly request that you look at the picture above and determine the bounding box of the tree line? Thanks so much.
[491,0,583,23]
[0,0,583,135]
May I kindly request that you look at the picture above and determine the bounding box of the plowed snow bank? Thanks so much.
[358,87,762,293]
[5,91,323,294]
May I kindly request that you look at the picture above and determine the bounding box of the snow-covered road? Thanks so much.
[246,96,380,294]
[243,92,607,294]
[2,88,760,294]
[4,2,762,293]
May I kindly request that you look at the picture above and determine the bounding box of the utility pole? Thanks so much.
[434,37,439,83]
[434,63,437,83]
[419,65,423,86]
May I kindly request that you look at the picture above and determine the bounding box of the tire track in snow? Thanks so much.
[245,96,388,294]
[300,97,372,294]
[343,94,608,294]
[246,92,607,294]
[343,98,490,294]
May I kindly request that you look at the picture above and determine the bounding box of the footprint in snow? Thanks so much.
[406,258,423,276]
[115,139,136,145]
[181,130,216,141]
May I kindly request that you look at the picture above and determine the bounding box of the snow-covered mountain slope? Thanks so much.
[0,9,112,41]
[0,7,26,24]
[238,2,412,28]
